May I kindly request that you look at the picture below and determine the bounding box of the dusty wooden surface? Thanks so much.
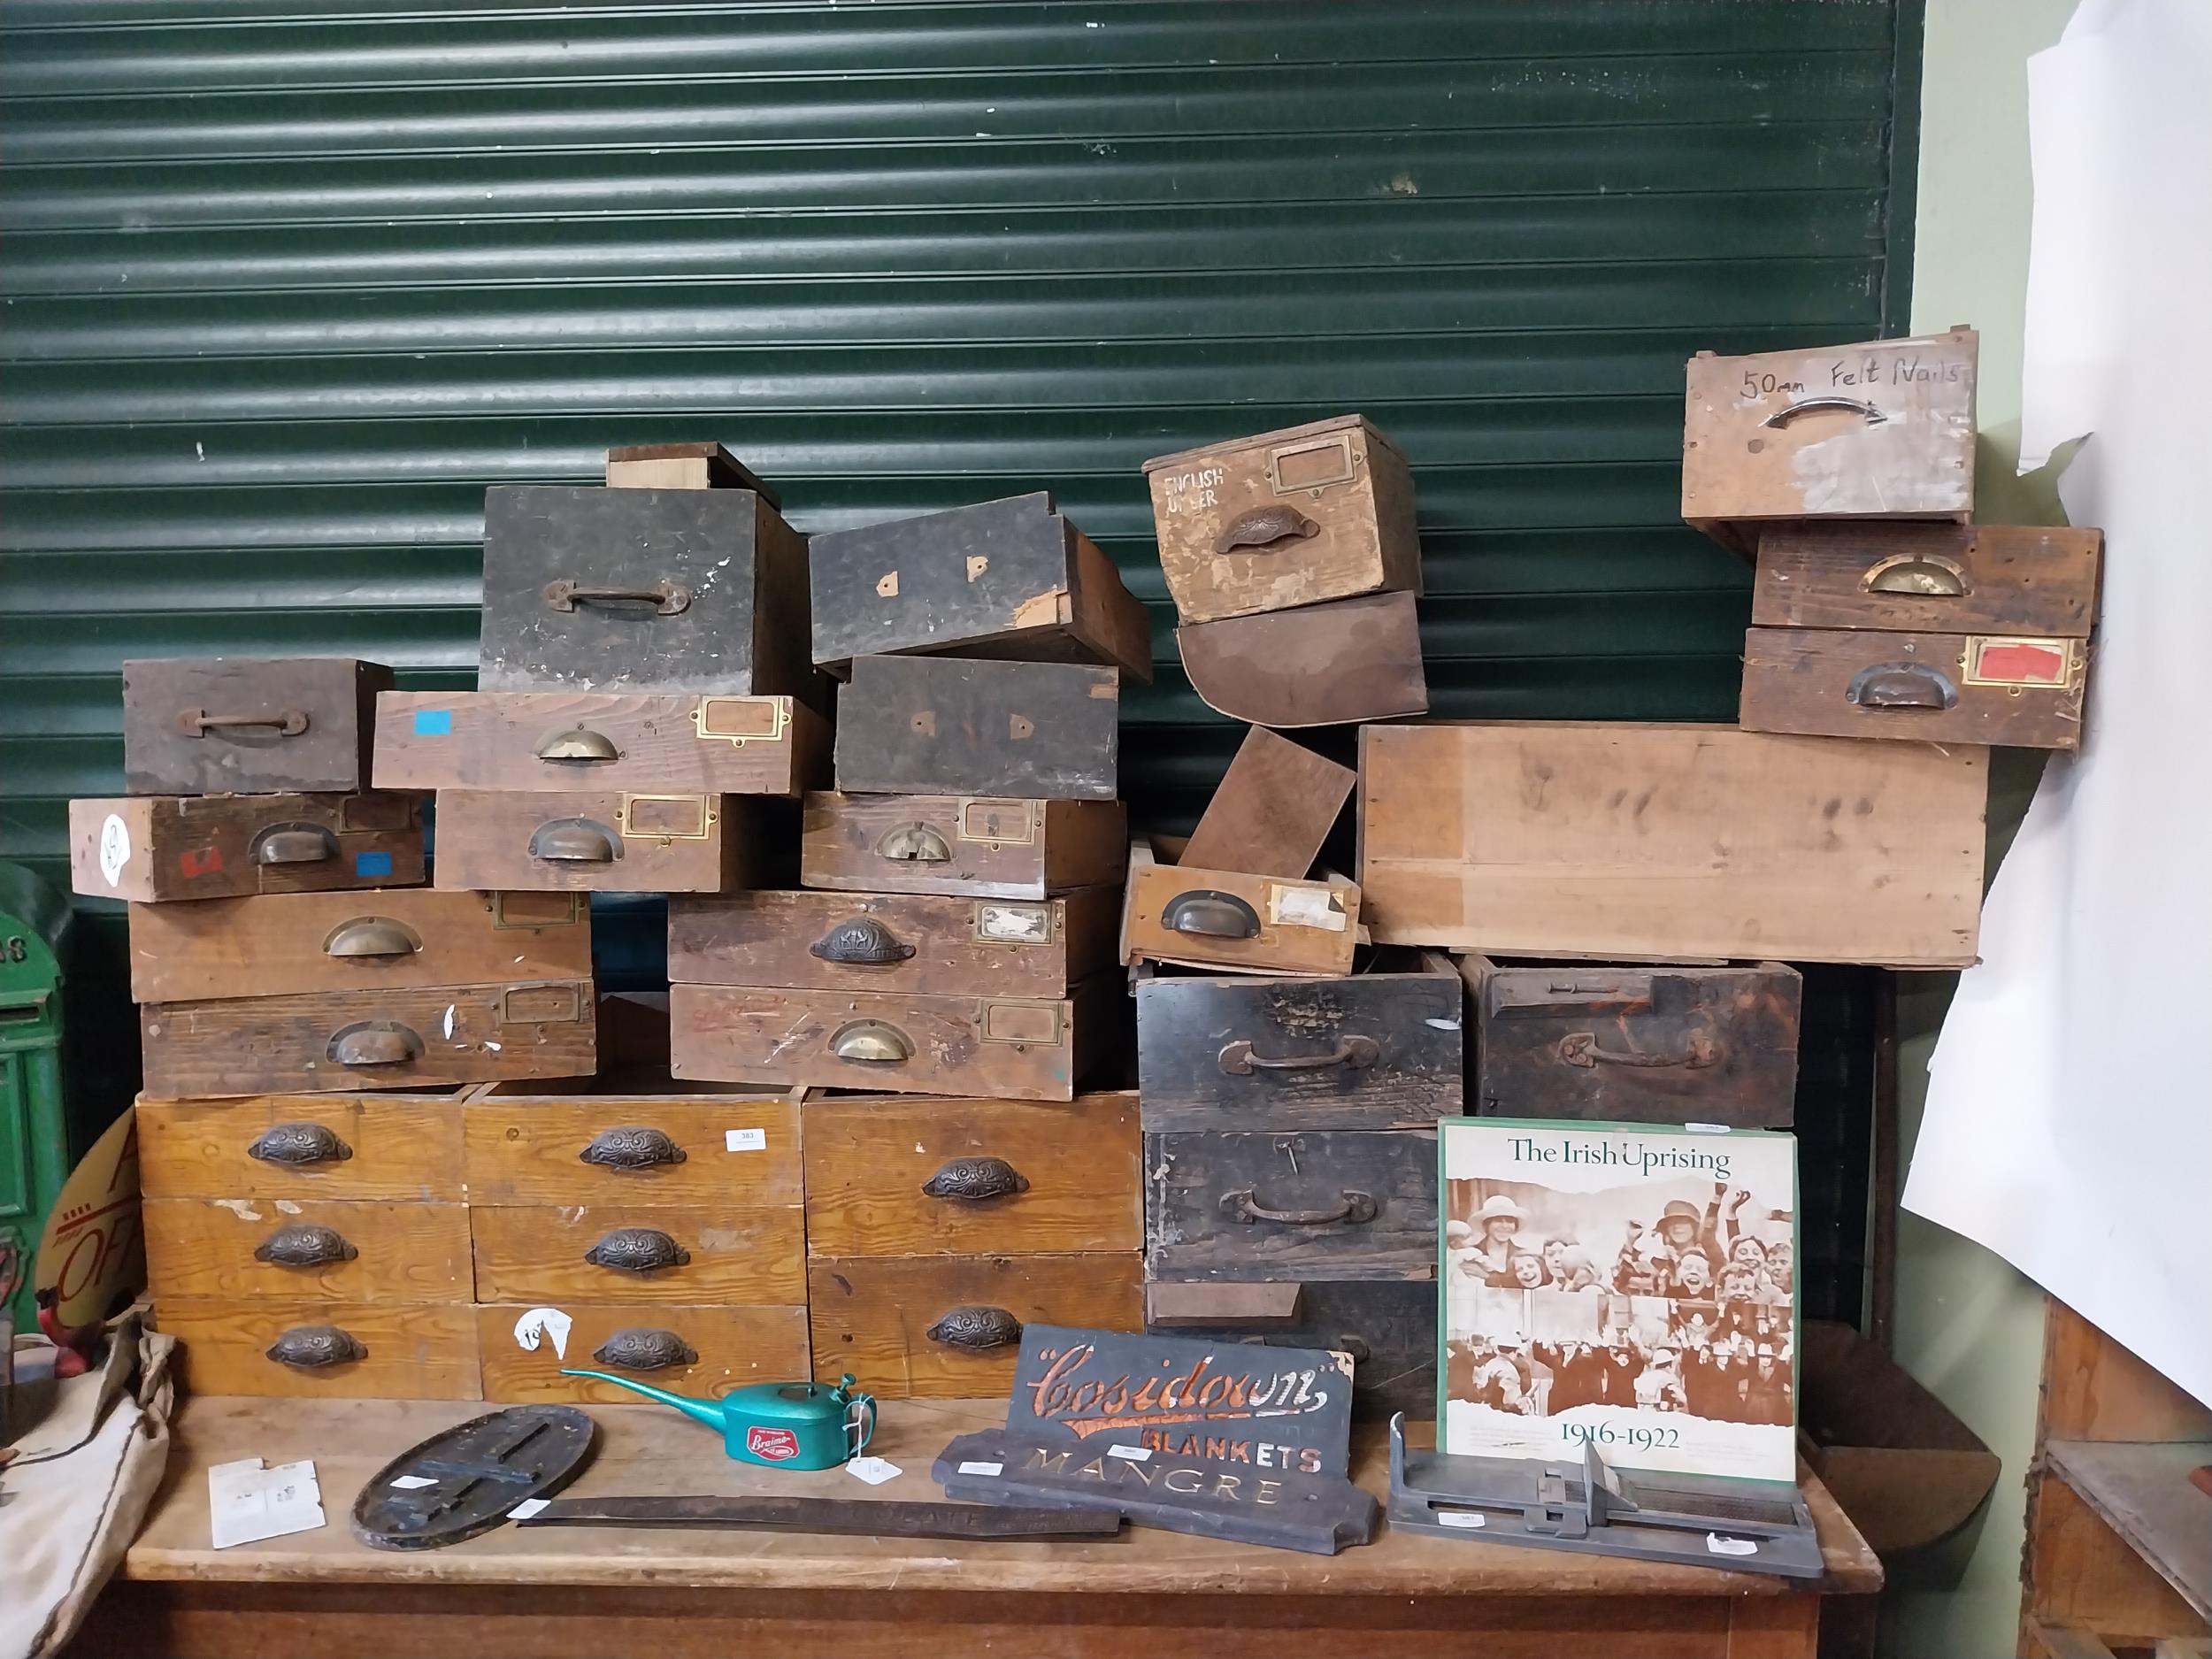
[1750,523,2100,636]
[476,1302,810,1405]
[143,1195,472,1302]
[1178,726,1356,879]
[801,791,1128,899]
[2046,1441,2212,1623]
[138,1092,473,1202]
[433,790,774,895]
[1357,722,1986,966]
[831,655,1122,801]
[458,1089,805,1207]
[70,792,426,902]
[1740,626,2085,750]
[1176,589,1426,727]
[123,657,388,795]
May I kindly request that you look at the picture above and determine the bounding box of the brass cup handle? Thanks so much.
[831,1020,912,1064]
[265,1325,365,1370]
[543,579,691,616]
[254,1223,357,1268]
[919,1156,1029,1202]
[326,1021,423,1067]
[810,918,915,965]
[876,823,951,863]
[1163,890,1260,939]
[925,1306,1024,1351]
[1218,1034,1379,1075]
[1847,662,1958,710]
[1212,504,1320,556]
[537,726,622,763]
[528,818,620,862]
[177,708,310,738]
[323,917,420,957]
[247,1122,353,1165]
[1761,396,1886,428]
[1862,552,1970,597]
[249,824,338,866]
[1219,1187,1378,1227]
[1558,1031,1723,1071]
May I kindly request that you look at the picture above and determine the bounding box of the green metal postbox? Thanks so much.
[0,862,73,1333]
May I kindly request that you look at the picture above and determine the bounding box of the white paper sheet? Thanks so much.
[1901,0,2212,1408]
[208,1458,325,1549]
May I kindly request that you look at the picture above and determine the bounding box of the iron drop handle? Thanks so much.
[593,1328,697,1371]
[326,1020,423,1068]
[265,1325,365,1370]
[1558,1031,1723,1071]
[1213,505,1320,556]
[583,1227,691,1274]
[926,1306,1024,1351]
[543,579,691,616]
[1219,1187,1378,1227]
[579,1126,687,1171]
[1847,662,1958,711]
[250,824,338,865]
[1761,396,1886,428]
[1218,1034,1379,1075]
[810,918,915,965]
[247,1122,353,1166]
[254,1223,357,1268]
[920,1156,1029,1202]
[177,708,309,738]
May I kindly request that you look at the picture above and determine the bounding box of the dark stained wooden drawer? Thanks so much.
[135,1090,470,1201]
[801,792,1126,900]
[433,790,783,894]
[1146,1277,1436,1419]
[468,1202,806,1306]
[832,656,1119,801]
[478,1302,810,1405]
[803,1092,1141,1257]
[461,1085,803,1207]
[1740,626,2088,749]
[667,887,1121,999]
[122,657,389,795]
[1145,1129,1437,1282]
[158,1299,482,1401]
[1750,523,2100,637]
[1135,956,1463,1132]
[69,792,425,902]
[142,1197,471,1303]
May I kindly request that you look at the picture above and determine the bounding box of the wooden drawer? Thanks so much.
[1145,1129,1437,1282]
[469,1202,806,1305]
[136,1091,469,1200]
[1357,721,1988,967]
[142,1197,470,1302]
[432,791,784,894]
[1122,853,1360,978]
[803,1091,1141,1258]
[462,1085,803,1207]
[807,491,1152,681]
[1175,591,1426,729]
[807,1253,1142,1399]
[139,980,597,1099]
[1683,330,1977,553]
[69,792,424,903]
[1146,1278,1436,1419]
[801,792,1126,900]
[832,657,1119,801]
[1740,626,2088,750]
[1750,524,2101,637]
[1143,415,1420,625]
[477,1302,810,1405]
[126,887,589,1004]
[666,886,1120,998]
[373,691,828,797]
[1135,956,1463,1133]
[1463,956,1800,1127]
[122,657,389,795]
[479,483,823,704]
[604,440,769,493]
[668,976,1121,1102]
[157,1299,481,1400]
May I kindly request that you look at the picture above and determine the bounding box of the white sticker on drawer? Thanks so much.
[1437,1510,1486,1530]
[512,1306,572,1359]
[976,902,1052,944]
[957,1460,1003,1477]
[726,1127,766,1152]
[1268,884,1348,931]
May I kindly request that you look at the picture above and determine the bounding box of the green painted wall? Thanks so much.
[1886,1,2078,1654]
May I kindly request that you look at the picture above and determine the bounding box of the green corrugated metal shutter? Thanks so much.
[0,0,1916,1006]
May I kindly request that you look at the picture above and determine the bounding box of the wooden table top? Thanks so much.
[126,1394,1883,1598]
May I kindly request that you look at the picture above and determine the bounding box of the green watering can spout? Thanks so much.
[559,1369,726,1431]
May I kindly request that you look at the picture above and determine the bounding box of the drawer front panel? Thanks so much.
[667,887,1119,998]
[1136,968,1462,1132]
[1124,863,1360,978]
[143,1197,471,1302]
[1145,1129,1437,1282]
[70,793,426,904]
[832,657,1119,802]
[373,691,826,797]
[668,978,1116,1102]
[1740,626,2087,750]
[1471,958,1801,1127]
[136,1093,468,1200]
[1173,591,1428,731]
[158,1299,481,1400]
[800,792,1126,899]
[469,1202,807,1305]
[803,1091,1141,1257]
[461,1095,803,1206]
[140,980,597,1098]
[433,790,762,895]
[122,657,388,796]
[1146,1277,1436,1418]
[127,887,589,1004]
[477,1302,810,1405]
[807,1252,1141,1400]
[1751,524,2100,637]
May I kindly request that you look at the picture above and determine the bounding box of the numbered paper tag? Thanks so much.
[957,1460,1003,1478]
[1106,1445,1151,1462]
[725,1127,766,1153]
[97,813,132,887]
[1438,1510,1487,1531]
[1268,884,1348,932]
[847,1456,902,1486]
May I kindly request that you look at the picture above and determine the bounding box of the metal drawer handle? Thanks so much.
[1847,662,1958,710]
[1761,396,1886,429]
[537,726,622,763]
[925,1306,1024,1351]
[1219,1187,1378,1227]
[1862,553,1970,596]
[528,818,621,862]
[580,1126,687,1171]
[583,1227,691,1274]
[920,1156,1030,1202]
[1213,505,1320,556]
[876,823,951,863]
[543,579,692,616]
[1559,1032,1723,1071]
[265,1325,365,1370]
[594,1328,696,1371]
[254,1223,357,1268]
[810,918,915,965]
[323,917,420,957]
[249,824,337,866]
[1333,1334,1372,1363]
[178,708,310,739]
[326,1020,423,1067]
[247,1122,353,1165]
[832,1021,912,1064]
[1218,1034,1379,1075]
[1164,890,1260,940]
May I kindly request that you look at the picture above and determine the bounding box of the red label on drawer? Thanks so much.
[180,844,223,878]
[1971,640,2068,685]
[745,1426,799,1462]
